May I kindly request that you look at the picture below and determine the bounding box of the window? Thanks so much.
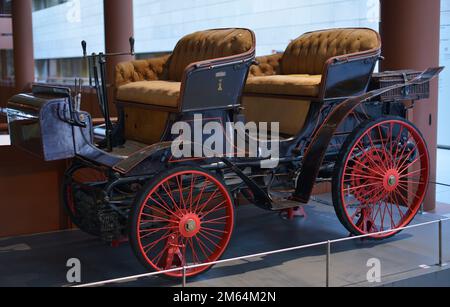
[438,0,450,146]
[35,57,88,84]
[133,0,380,56]
[32,0,69,12]
[437,0,450,204]
[0,0,12,15]
[0,0,11,15]
[0,49,13,81]
[32,0,104,81]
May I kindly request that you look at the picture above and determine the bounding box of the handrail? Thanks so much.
[75,217,450,288]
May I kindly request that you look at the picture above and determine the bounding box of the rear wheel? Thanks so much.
[332,117,429,239]
[129,167,235,278]
[61,164,108,237]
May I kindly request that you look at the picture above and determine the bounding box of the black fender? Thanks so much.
[112,142,174,175]
[112,140,218,176]
[294,67,444,203]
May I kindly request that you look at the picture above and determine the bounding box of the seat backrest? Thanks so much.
[281,28,381,75]
[168,28,255,82]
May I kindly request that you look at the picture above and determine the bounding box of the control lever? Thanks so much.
[81,40,87,57]
[81,40,93,87]
[73,78,83,111]
[129,37,135,55]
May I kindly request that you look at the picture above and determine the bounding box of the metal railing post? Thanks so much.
[182,266,187,287]
[439,220,443,267]
[326,241,331,288]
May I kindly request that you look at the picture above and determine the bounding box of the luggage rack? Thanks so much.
[371,70,431,102]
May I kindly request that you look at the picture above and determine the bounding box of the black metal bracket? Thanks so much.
[219,157,273,210]
[81,38,135,152]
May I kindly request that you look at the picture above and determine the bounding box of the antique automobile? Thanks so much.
[3,27,443,278]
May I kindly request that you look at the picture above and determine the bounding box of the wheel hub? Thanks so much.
[185,219,197,232]
[388,175,397,187]
[179,213,201,238]
[383,169,399,192]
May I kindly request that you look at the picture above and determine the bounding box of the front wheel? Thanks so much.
[129,167,235,278]
[332,117,429,239]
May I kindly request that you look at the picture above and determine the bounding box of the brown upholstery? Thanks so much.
[168,28,254,82]
[242,96,311,136]
[281,28,380,75]
[115,55,170,88]
[124,108,170,145]
[114,28,255,145]
[249,53,282,77]
[115,28,255,104]
[116,81,181,108]
[245,74,322,97]
[242,28,380,136]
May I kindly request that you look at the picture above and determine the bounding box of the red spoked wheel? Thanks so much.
[332,117,429,239]
[129,167,235,278]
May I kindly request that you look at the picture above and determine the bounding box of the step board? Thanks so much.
[270,198,303,211]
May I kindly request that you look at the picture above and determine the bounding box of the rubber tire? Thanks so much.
[332,116,429,240]
[128,166,235,279]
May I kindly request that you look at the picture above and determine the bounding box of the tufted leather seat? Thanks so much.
[281,28,380,76]
[243,28,381,136]
[168,29,254,82]
[115,28,254,108]
[244,28,380,98]
[115,28,255,144]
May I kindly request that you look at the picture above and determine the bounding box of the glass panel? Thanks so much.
[437,1,450,206]
[32,0,104,81]
[133,0,380,56]
[0,50,13,81]
[0,0,11,15]
[32,0,70,12]
[438,0,450,146]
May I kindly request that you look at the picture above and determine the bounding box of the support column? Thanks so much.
[380,0,441,211]
[11,0,34,91]
[103,0,134,86]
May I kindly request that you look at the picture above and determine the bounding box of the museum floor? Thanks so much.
[1,195,449,288]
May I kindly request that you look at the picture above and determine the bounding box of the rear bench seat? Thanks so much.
[242,28,381,136]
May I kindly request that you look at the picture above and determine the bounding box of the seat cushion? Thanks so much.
[116,80,181,108]
[244,74,322,97]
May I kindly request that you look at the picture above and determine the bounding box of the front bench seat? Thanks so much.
[116,28,254,110]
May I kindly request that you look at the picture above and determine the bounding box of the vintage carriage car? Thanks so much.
[4,27,442,278]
